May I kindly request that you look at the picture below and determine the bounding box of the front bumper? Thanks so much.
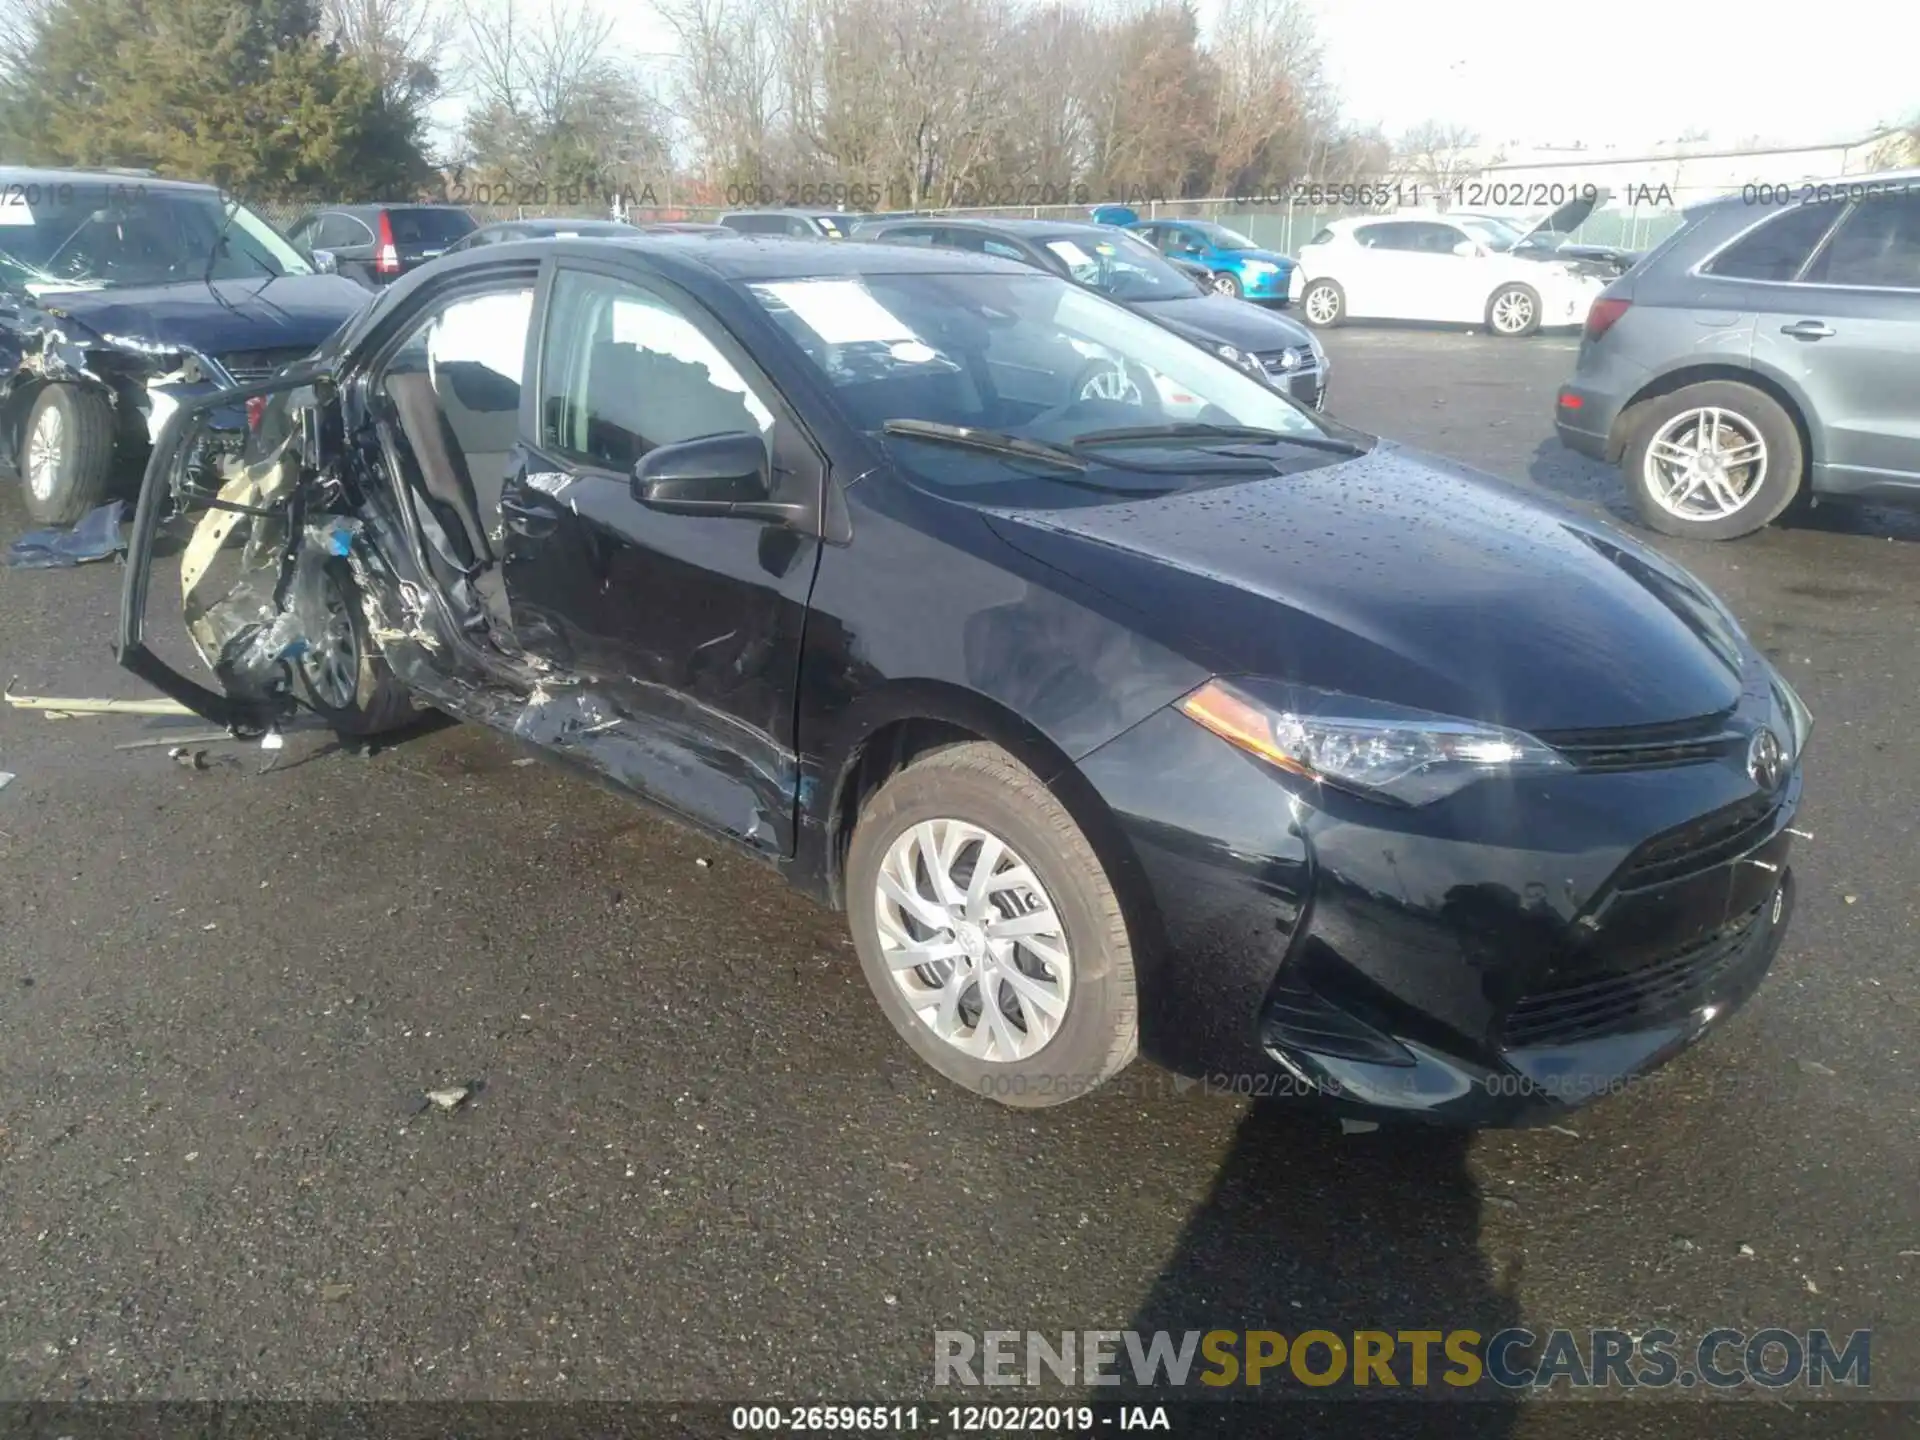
[1077,703,1802,1126]
[1237,266,1291,300]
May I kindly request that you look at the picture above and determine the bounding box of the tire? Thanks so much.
[296,557,418,736]
[1486,283,1541,337]
[846,742,1138,1108]
[1301,278,1344,328]
[19,384,117,526]
[1622,382,1804,541]
[1210,270,1244,299]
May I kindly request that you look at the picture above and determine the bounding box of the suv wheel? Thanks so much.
[846,742,1138,1108]
[1624,382,1803,540]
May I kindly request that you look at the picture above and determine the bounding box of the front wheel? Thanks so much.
[295,558,419,736]
[1623,382,1803,540]
[1210,270,1244,299]
[846,742,1138,1108]
[1486,283,1541,337]
[1300,279,1344,328]
[20,384,117,526]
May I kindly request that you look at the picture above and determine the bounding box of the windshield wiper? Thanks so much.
[882,419,1087,471]
[1069,422,1369,458]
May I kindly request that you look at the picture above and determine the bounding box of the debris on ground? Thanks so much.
[319,1283,354,1302]
[424,1084,474,1112]
[694,857,712,868]
[1739,1244,1756,1257]
[171,747,213,771]
[115,731,238,752]
[1338,1118,1378,1135]
[0,772,13,793]
[1546,1124,1580,1138]
[4,501,127,570]
[512,757,538,767]
[1796,1059,1836,1077]
[4,682,194,719]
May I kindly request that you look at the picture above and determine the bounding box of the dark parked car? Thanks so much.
[121,237,1810,1122]
[718,209,854,239]
[1556,173,1920,539]
[859,217,1328,408]
[284,204,478,289]
[445,217,638,251]
[0,167,375,524]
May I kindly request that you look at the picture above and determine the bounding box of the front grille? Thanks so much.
[1538,712,1742,773]
[214,348,310,386]
[1257,348,1317,379]
[1618,792,1781,890]
[1504,898,1770,1048]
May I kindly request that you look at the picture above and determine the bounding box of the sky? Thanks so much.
[439,0,1917,160]
[1303,0,1916,153]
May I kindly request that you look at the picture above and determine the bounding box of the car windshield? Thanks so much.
[1192,222,1257,251]
[1041,235,1200,301]
[0,186,314,294]
[748,270,1351,506]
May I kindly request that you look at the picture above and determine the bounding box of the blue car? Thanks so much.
[1097,213,1295,303]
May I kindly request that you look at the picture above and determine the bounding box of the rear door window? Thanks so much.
[385,208,477,247]
[1802,194,1920,289]
[1703,201,1845,281]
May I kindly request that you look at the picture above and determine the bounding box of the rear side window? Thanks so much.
[385,208,476,245]
[724,214,788,235]
[1802,194,1920,289]
[1703,201,1844,281]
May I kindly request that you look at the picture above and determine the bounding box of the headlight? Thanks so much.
[1770,670,1814,762]
[1179,679,1570,806]
[1242,260,1277,276]
[1214,342,1265,377]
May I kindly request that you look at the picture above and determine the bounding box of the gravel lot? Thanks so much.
[1,324,1915,1428]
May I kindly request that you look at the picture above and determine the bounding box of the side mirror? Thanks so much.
[1452,240,1480,258]
[632,432,800,523]
[310,248,339,273]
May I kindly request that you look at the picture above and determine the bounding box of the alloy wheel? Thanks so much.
[1644,407,1768,521]
[299,571,361,709]
[1211,273,1239,296]
[1490,289,1536,334]
[26,405,63,502]
[1304,285,1339,325]
[872,818,1072,1062]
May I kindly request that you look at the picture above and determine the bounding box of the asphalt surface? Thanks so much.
[1,325,1916,1429]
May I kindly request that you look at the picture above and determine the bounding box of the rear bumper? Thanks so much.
[1554,386,1613,460]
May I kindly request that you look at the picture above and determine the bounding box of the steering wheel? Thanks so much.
[1030,359,1166,431]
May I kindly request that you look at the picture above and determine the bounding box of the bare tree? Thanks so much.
[1393,118,1481,206]
[657,0,785,188]
[456,0,668,193]
[1200,0,1326,195]
[326,0,451,113]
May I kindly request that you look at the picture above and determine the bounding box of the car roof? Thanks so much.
[322,202,474,215]
[0,165,216,195]
[720,208,846,220]
[432,233,1035,283]
[868,216,1132,243]
[479,218,631,233]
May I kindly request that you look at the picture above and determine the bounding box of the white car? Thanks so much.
[1291,194,1610,338]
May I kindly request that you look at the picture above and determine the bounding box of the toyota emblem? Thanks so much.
[1747,727,1785,791]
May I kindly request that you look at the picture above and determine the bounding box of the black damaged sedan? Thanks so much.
[119,236,1811,1121]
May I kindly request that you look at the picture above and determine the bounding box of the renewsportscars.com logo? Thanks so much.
[933,1328,1871,1391]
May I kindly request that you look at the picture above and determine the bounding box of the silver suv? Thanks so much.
[1555,173,1920,539]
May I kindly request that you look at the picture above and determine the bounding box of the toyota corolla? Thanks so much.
[117,237,1811,1121]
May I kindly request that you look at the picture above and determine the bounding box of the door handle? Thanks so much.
[1780,320,1834,340]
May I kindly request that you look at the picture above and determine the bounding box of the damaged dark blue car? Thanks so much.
[119,235,1811,1124]
[0,167,373,524]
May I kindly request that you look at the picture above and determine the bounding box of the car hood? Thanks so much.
[1229,248,1293,268]
[1132,293,1315,352]
[1517,187,1610,246]
[980,442,1745,734]
[31,273,372,358]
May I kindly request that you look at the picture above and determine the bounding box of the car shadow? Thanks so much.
[1096,1101,1522,1434]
